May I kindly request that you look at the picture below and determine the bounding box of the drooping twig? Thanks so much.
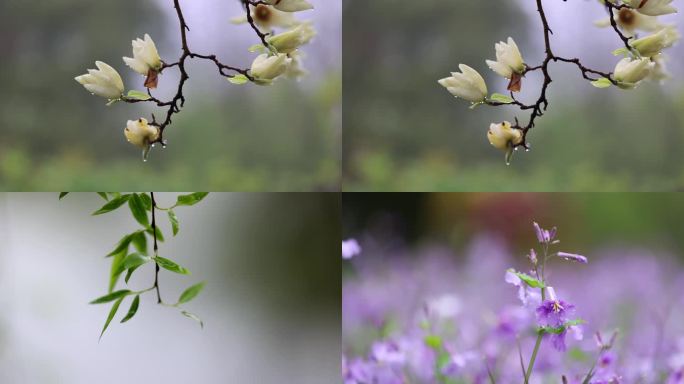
[123,0,264,145]
[485,0,633,149]
[150,192,162,303]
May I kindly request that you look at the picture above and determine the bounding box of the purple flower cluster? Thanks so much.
[343,229,684,383]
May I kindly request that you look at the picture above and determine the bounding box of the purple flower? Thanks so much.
[528,248,538,264]
[558,252,588,264]
[536,297,575,328]
[342,239,362,260]
[532,221,557,244]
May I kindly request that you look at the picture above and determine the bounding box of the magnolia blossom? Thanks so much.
[285,50,308,80]
[487,121,522,150]
[594,8,664,36]
[625,0,677,16]
[613,57,655,89]
[250,53,292,82]
[267,22,316,54]
[631,25,680,57]
[231,4,299,32]
[650,54,670,82]
[124,118,160,149]
[123,34,162,76]
[486,37,525,82]
[74,61,125,100]
[438,64,488,102]
[266,0,314,12]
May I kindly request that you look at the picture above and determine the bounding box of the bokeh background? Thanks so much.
[0,193,339,383]
[343,0,684,191]
[0,0,341,191]
[343,193,684,381]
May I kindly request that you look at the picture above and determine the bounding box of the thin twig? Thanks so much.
[150,192,162,304]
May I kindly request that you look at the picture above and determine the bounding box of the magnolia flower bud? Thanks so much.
[267,22,316,54]
[123,34,162,88]
[231,4,299,32]
[613,57,654,89]
[625,0,677,16]
[631,26,679,57]
[124,118,160,149]
[250,53,292,82]
[486,37,525,79]
[75,61,125,100]
[266,0,313,12]
[487,121,522,150]
[438,64,488,103]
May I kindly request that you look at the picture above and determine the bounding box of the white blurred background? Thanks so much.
[0,193,339,383]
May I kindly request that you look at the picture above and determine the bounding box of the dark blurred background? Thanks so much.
[343,0,684,191]
[343,193,684,258]
[0,193,339,383]
[0,0,341,191]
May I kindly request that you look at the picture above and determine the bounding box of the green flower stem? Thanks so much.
[524,332,544,384]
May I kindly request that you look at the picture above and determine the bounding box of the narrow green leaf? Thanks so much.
[120,295,140,323]
[507,269,546,288]
[93,194,131,215]
[591,77,613,89]
[115,253,151,276]
[100,297,124,340]
[90,289,131,304]
[154,256,190,275]
[59,192,69,199]
[125,265,141,284]
[131,231,147,254]
[126,90,151,101]
[139,193,152,211]
[97,192,109,201]
[227,74,249,85]
[248,44,266,53]
[168,210,179,236]
[181,311,204,329]
[106,231,139,257]
[612,47,629,57]
[128,193,150,227]
[146,226,165,242]
[175,192,209,207]
[178,282,206,304]
[109,251,126,293]
[489,93,514,104]
[424,335,442,350]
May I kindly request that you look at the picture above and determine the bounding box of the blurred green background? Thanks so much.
[343,0,684,191]
[0,0,341,191]
[343,193,684,258]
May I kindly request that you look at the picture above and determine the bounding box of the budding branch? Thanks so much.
[486,0,629,149]
[123,0,267,144]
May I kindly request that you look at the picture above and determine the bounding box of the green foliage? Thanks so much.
[175,192,209,207]
[154,256,190,275]
[178,282,206,304]
[489,93,515,103]
[507,269,545,288]
[126,90,151,101]
[66,192,209,338]
[120,295,140,323]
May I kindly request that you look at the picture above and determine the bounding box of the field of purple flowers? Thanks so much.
[342,223,684,383]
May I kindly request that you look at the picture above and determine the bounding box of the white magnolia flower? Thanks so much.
[594,8,664,36]
[267,22,316,54]
[250,53,292,82]
[124,118,160,149]
[485,37,525,79]
[123,34,162,76]
[266,0,313,12]
[649,54,670,82]
[231,4,299,32]
[487,121,522,151]
[74,61,125,100]
[631,25,679,57]
[438,64,488,102]
[613,57,654,88]
[625,0,677,16]
[285,50,308,80]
